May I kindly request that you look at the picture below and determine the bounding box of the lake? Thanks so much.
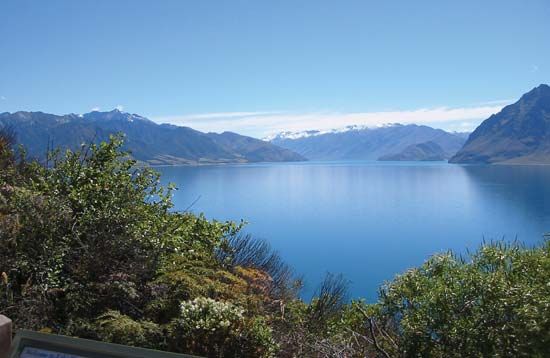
[157,161,550,301]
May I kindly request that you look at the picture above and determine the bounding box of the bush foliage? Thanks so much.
[0,132,548,357]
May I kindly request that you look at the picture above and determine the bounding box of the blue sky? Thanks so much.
[1,0,548,137]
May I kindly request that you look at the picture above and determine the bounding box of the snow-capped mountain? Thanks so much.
[264,123,402,141]
[268,123,468,161]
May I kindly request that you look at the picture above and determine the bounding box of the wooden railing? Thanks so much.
[0,315,202,358]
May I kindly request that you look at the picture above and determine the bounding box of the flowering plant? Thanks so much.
[179,297,244,332]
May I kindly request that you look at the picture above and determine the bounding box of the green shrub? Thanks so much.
[378,241,550,357]
[95,311,165,350]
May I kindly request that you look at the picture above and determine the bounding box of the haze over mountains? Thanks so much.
[0,110,305,165]
[269,124,469,161]
[451,84,550,164]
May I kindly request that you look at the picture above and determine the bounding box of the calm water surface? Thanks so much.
[157,161,550,300]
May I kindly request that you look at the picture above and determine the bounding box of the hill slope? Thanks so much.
[378,141,448,161]
[270,124,467,160]
[207,131,306,163]
[450,84,550,164]
[0,109,305,165]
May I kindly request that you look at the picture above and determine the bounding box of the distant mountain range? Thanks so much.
[450,84,550,164]
[269,124,469,161]
[3,84,548,166]
[0,110,305,165]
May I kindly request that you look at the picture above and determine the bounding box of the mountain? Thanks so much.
[378,141,448,161]
[206,131,306,163]
[450,84,550,164]
[269,124,467,160]
[0,110,305,165]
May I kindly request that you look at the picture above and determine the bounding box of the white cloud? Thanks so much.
[91,107,101,112]
[473,99,514,106]
[152,103,506,138]
[116,104,124,111]
[180,111,276,120]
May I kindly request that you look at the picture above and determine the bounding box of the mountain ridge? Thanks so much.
[450,84,550,164]
[0,110,306,165]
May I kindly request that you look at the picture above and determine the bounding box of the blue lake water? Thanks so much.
[157,161,550,301]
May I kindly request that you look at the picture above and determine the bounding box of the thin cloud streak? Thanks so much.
[473,99,514,106]
[178,111,278,120]
[153,104,506,138]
